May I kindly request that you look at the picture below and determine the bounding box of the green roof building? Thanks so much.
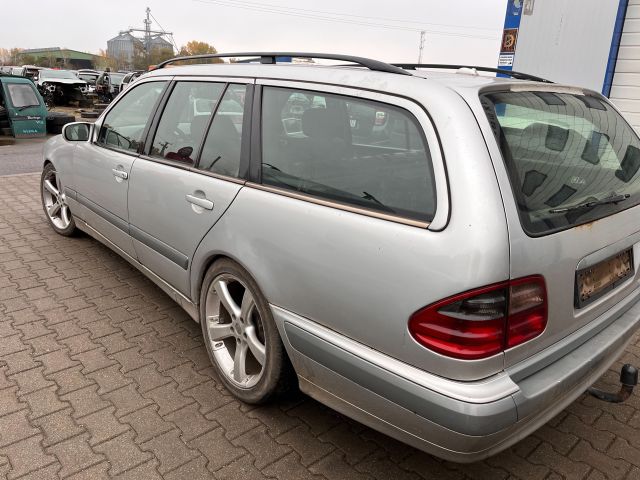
[18,48,102,69]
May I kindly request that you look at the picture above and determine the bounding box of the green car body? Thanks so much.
[0,74,47,138]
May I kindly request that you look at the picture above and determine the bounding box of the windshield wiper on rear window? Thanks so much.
[18,104,40,110]
[549,193,631,214]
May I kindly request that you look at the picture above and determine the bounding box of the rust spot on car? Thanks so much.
[576,220,596,230]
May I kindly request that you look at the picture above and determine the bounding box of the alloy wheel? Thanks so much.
[204,273,267,388]
[42,169,71,230]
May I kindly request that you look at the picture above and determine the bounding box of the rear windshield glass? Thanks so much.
[40,70,77,80]
[483,90,640,235]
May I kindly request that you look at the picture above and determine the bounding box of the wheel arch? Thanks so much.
[193,251,265,309]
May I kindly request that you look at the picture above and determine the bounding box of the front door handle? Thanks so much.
[185,194,214,210]
[112,169,129,180]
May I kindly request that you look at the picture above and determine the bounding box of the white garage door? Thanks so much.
[610,0,640,132]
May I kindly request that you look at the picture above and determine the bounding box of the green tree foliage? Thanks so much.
[177,41,223,64]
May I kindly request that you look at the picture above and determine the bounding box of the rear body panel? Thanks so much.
[460,82,640,371]
[191,76,512,381]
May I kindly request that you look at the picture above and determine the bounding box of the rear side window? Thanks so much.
[150,82,225,165]
[261,86,436,222]
[98,81,166,153]
[198,84,247,177]
[484,91,640,235]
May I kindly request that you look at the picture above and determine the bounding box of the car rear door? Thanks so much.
[127,78,252,296]
[71,79,168,259]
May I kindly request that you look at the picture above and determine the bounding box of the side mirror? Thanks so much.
[63,122,91,142]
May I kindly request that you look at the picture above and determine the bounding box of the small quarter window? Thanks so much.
[261,86,436,222]
[98,81,166,153]
[197,84,247,177]
[150,82,226,165]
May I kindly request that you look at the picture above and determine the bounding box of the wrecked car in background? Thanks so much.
[0,73,47,137]
[37,69,90,107]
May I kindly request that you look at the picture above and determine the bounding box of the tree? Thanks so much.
[96,49,118,71]
[0,48,24,65]
[0,48,10,65]
[149,48,174,67]
[20,54,37,66]
[178,41,223,63]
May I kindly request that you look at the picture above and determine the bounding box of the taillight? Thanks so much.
[408,276,547,360]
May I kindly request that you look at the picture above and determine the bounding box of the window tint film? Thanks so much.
[484,91,640,235]
[7,84,39,108]
[150,82,225,165]
[261,86,436,222]
[198,84,247,177]
[98,81,166,153]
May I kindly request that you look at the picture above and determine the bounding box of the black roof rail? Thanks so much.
[155,52,412,76]
[392,64,553,83]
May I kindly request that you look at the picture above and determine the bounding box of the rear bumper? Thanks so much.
[272,291,640,463]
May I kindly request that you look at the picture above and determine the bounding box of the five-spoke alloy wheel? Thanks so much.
[41,163,77,236]
[201,259,292,403]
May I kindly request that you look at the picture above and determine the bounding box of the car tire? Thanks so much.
[46,113,75,134]
[40,163,78,237]
[200,258,295,404]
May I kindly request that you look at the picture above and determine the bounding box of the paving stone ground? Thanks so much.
[1,172,640,480]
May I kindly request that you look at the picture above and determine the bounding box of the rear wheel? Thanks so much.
[40,163,77,236]
[200,259,293,403]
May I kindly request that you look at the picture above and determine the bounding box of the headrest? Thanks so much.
[191,114,211,140]
[209,114,238,138]
[302,108,341,139]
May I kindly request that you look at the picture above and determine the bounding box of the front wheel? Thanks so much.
[41,163,77,236]
[200,259,294,404]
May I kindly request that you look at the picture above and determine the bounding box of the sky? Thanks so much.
[1,0,507,66]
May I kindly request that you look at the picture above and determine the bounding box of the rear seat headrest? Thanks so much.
[302,108,343,140]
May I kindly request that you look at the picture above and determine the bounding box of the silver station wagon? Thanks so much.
[40,53,640,462]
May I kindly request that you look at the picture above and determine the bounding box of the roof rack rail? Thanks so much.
[392,64,553,83]
[155,52,412,76]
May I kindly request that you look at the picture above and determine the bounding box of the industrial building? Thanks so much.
[106,32,173,68]
[497,0,640,131]
[106,7,175,70]
[17,47,101,69]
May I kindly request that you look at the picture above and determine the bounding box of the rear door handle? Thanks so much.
[185,194,214,210]
[112,169,129,180]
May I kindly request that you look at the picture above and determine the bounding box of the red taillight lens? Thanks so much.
[409,276,547,360]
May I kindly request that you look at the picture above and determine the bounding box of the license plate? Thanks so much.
[576,248,634,308]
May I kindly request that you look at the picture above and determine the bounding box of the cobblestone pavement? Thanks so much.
[1,173,640,480]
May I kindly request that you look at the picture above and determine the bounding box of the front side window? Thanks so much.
[150,82,225,165]
[198,84,247,177]
[6,84,39,108]
[261,86,436,222]
[484,91,640,235]
[97,81,166,153]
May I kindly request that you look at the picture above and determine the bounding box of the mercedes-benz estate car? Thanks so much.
[40,53,640,462]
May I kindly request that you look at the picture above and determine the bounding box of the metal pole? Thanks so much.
[418,30,426,63]
[144,7,152,56]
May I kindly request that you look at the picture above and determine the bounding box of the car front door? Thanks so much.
[71,80,168,259]
[127,80,252,296]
